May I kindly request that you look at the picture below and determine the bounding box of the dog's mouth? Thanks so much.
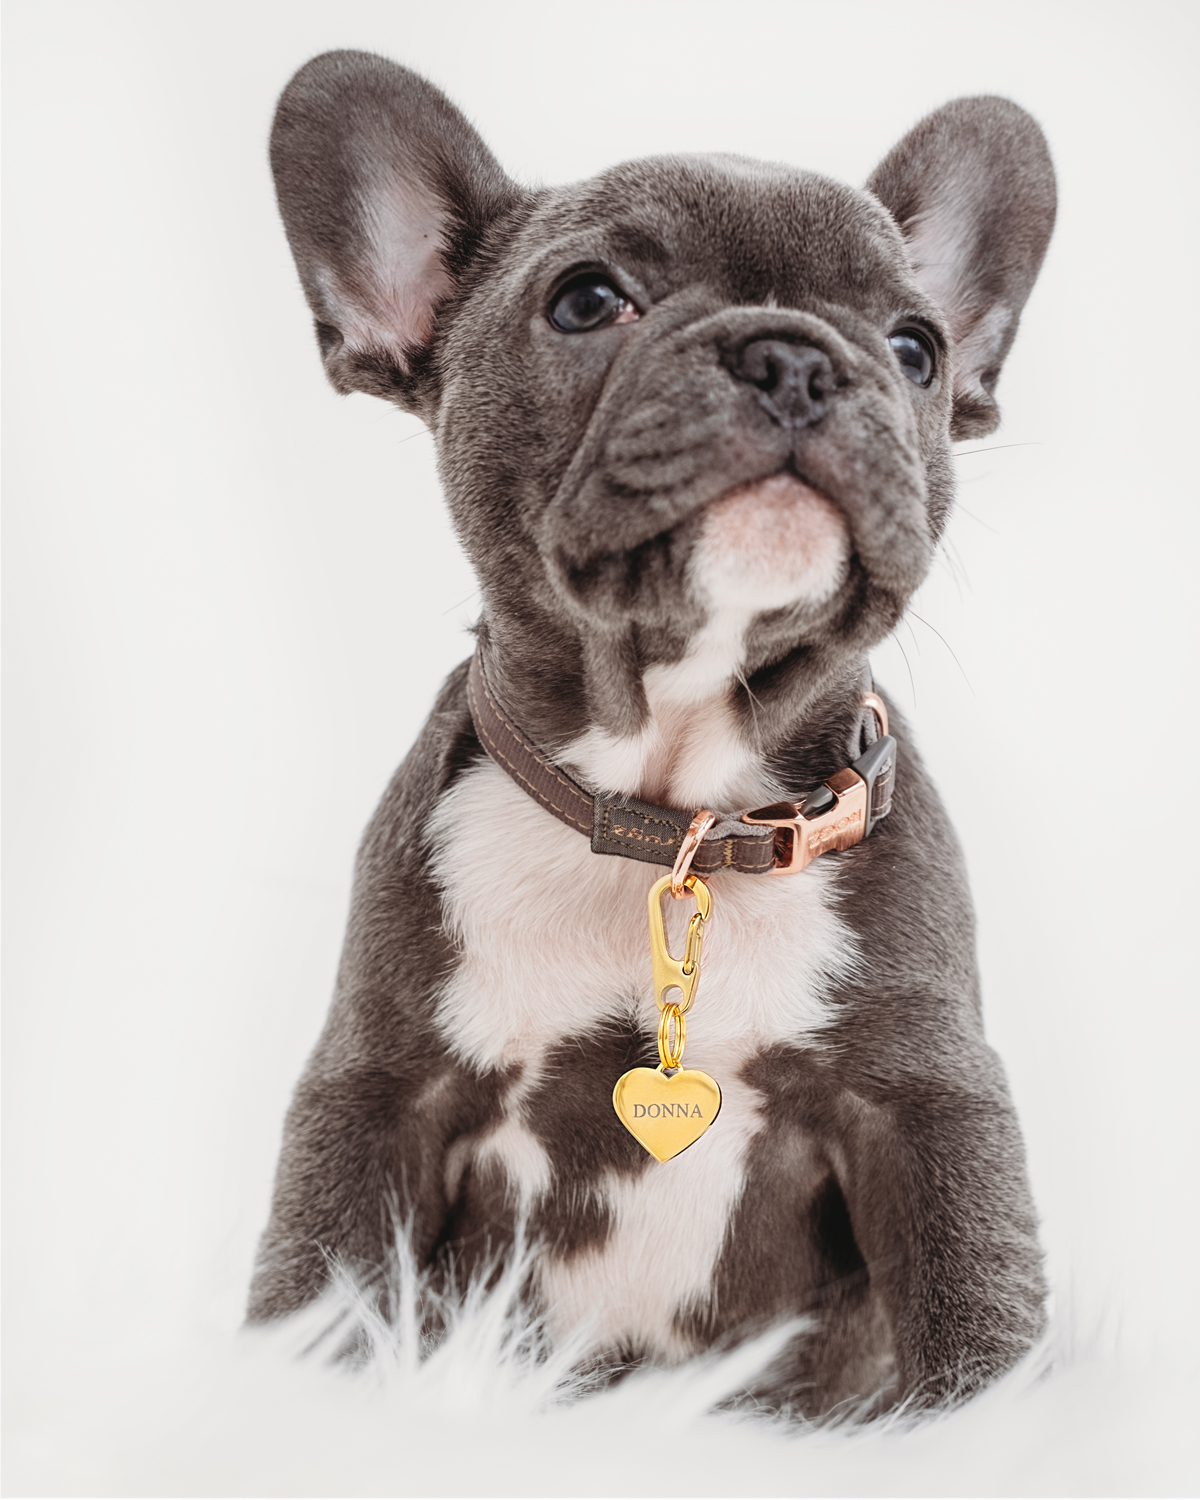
[691,471,853,613]
[547,437,927,633]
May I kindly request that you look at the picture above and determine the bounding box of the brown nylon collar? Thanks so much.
[466,651,893,876]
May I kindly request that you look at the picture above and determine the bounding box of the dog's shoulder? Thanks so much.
[819,694,1002,1089]
[311,658,482,1066]
[842,695,975,955]
[356,656,479,875]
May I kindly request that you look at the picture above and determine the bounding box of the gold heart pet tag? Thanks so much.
[613,867,722,1161]
[612,1066,722,1162]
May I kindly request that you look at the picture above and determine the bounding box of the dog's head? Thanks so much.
[271,53,1054,749]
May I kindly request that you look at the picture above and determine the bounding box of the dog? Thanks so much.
[248,49,1056,1418]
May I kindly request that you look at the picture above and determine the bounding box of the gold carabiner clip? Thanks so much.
[648,872,712,1013]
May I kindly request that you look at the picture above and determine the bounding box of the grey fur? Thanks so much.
[250,50,1056,1417]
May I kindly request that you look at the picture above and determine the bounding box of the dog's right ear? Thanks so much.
[270,51,521,405]
[867,97,1056,440]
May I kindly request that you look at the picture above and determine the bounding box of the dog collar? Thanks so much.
[466,651,896,877]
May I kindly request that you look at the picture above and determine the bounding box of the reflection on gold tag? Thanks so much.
[612,1067,722,1162]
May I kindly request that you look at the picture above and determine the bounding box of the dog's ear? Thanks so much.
[270,51,521,405]
[868,97,1056,439]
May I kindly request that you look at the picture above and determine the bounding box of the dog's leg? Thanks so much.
[834,1055,1047,1406]
[247,1061,463,1320]
[247,666,506,1321]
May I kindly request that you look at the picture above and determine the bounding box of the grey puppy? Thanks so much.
[250,50,1056,1417]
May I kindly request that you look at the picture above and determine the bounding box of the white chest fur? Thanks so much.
[427,757,857,1359]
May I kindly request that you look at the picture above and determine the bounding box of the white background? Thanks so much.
[5,0,1199,1490]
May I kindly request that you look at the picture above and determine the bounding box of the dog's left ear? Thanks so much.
[868,97,1056,439]
[270,51,523,408]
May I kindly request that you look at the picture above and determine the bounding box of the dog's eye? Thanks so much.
[549,275,638,333]
[889,329,935,387]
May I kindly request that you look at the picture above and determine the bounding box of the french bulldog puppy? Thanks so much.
[249,50,1056,1417]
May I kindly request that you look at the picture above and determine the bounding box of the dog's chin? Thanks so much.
[692,472,852,616]
[544,471,859,638]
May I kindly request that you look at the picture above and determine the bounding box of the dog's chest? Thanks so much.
[428,756,856,1357]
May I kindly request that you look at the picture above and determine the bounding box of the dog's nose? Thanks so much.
[728,338,835,427]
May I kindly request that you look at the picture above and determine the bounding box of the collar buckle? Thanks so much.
[742,768,869,875]
[742,718,897,875]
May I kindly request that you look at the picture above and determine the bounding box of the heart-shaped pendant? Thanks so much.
[612,1066,722,1162]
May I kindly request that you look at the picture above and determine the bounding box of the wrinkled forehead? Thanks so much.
[507,153,920,313]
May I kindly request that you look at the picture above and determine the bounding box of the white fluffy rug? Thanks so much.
[7,1234,1196,1497]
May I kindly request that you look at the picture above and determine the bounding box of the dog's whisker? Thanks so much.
[954,500,1000,528]
[953,441,1044,457]
[893,631,918,708]
[443,589,482,615]
[908,611,976,696]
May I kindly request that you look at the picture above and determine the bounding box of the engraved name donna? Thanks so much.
[630,1102,706,1119]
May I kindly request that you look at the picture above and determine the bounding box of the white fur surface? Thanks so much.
[5,1240,1195,1499]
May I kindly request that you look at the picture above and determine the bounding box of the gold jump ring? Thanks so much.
[658,1002,686,1070]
